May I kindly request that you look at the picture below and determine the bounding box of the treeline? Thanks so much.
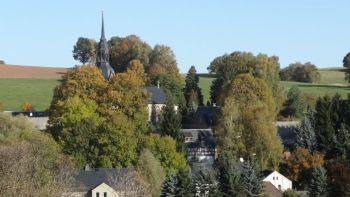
[280,62,321,83]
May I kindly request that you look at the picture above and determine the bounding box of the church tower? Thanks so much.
[96,12,115,80]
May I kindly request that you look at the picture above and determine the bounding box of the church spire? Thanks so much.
[101,11,106,40]
[96,12,115,80]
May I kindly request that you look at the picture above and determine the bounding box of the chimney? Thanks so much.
[157,81,160,88]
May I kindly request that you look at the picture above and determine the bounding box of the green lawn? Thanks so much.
[0,78,61,111]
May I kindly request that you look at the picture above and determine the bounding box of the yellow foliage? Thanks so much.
[21,102,34,112]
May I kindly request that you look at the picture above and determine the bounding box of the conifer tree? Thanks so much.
[160,174,178,197]
[240,158,263,197]
[176,169,195,197]
[332,123,350,159]
[295,108,317,152]
[308,167,328,197]
[193,168,219,197]
[157,98,184,152]
[315,95,336,153]
[216,151,243,197]
[184,65,204,112]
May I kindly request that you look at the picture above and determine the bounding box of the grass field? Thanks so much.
[0,68,348,111]
[0,78,60,111]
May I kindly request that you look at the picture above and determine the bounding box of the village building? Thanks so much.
[263,170,293,193]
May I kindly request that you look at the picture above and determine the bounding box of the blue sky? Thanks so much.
[0,1,349,73]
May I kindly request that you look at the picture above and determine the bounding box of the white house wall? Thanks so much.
[263,171,292,192]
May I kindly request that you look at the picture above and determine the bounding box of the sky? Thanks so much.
[0,1,350,73]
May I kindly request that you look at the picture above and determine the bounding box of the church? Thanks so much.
[95,14,166,124]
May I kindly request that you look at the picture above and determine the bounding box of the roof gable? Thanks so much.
[145,86,166,104]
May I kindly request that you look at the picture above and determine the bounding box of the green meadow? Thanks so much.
[0,78,60,111]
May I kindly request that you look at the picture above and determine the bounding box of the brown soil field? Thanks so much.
[0,64,69,78]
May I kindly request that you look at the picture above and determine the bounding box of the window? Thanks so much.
[276,176,278,180]
[273,177,275,180]
[278,185,281,190]
[96,192,100,197]
[104,192,107,197]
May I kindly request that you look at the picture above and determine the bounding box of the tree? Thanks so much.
[48,65,148,168]
[21,102,35,112]
[147,44,184,106]
[184,65,204,112]
[157,98,185,152]
[160,174,178,197]
[73,37,96,65]
[295,108,317,152]
[240,158,263,197]
[343,52,350,82]
[109,35,152,72]
[308,167,328,197]
[286,148,324,185]
[193,167,219,197]
[208,51,283,111]
[144,134,187,175]
[281,86,305,118]
[215,74,283,170]
[0,59,4,64]
[326,159,350,196]
[332,123,350,159]
[0,113,74,196]
[137,149,166,197]
[216,151,244,196]
[280,62,320,83]
[282,189,301,197]
[176,168,195,197]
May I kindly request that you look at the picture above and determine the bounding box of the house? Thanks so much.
[262,170,292,192]
[145,86,167,123]
[182,129,217,164]
[65,167,138,197]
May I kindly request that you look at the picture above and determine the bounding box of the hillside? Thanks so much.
[0,66,349,111]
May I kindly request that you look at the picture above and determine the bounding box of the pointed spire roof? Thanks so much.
[101,11,106,40]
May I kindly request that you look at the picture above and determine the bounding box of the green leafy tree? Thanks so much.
[215,74,283,169]
[0,113,74,196]
[184,65,204,112]
[73,37,96,65]
[137,149,166,197]
[48,65,148,167]
[342,52,350,82]
[295,108,317,152]
[208,51,283,110]
[144,134,187,174]
[282,86,306,118]
[280,62,321,83]
[308,167,328,197]
[240,158,263,197]
[157,98,185,152]
[109,35,152,72]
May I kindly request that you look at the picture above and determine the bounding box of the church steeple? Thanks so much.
[101,12,106,40]
[96,12,114,80]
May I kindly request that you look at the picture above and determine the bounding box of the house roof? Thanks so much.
[182,129,216,149]
[145,86,167,104]
[263,182,282,197]
[73,168,133,191]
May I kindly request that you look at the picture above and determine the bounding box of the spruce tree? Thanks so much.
[161,174,178,197]
[216,151,243,196]
[315,95,335,153]
[332,123,350,159]
[157,98,184,152]
[193,168,219,197]
[240,158,263,197]
[295,108,317,152]
[176,169,195,197]
[308,167,328,197]
[184,65,204,112]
